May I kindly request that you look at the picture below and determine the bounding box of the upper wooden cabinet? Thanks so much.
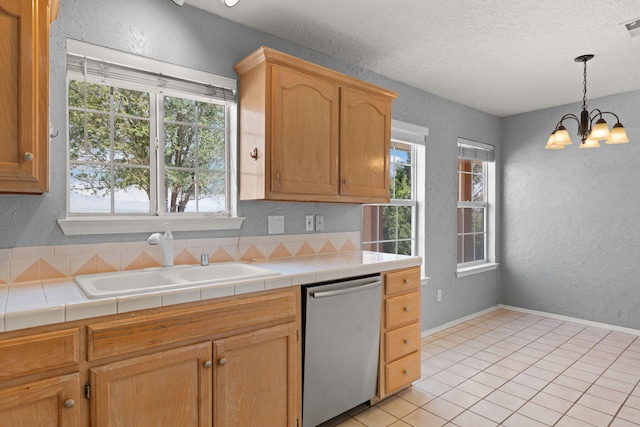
[0,0,58,194]
[234,47,397,203]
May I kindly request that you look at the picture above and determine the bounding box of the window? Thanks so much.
[60,40,241,235]
[363,121,427,259]
[457,139,496,272]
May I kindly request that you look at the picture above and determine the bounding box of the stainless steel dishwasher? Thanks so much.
[302,275,382,427]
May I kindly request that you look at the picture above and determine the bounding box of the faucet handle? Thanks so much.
[201,253,209,266]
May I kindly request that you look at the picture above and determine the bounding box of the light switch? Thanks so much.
[305,215,315,232]
[315,214,324,232]
[268,215,284,234]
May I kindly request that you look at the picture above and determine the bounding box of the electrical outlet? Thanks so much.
[315,214,324,232]
[268,216,284,234]
[437,289,442,302]
[305,215,314,232]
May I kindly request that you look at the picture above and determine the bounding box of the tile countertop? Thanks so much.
[0,252,423,333]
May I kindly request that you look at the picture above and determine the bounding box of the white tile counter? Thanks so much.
[0,252,421,333]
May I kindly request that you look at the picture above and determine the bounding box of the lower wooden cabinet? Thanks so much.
[213,322,298,427]
[377,267,422,400]
[0,373,81,427]
[90,342,212,427]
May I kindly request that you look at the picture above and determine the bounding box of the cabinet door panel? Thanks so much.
[214,322,298,427]
[271,65,339,196]
[90,342,212,427]
[0,0,49,193]
[340,87,391,200]
[0,373,81,427]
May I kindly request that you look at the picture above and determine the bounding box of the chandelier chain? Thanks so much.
[582,60,588,111]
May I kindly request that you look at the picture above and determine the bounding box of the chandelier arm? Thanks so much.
[598,111,622,123]
[556,114,580,129]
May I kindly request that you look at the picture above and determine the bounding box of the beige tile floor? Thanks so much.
[322,309,640,427]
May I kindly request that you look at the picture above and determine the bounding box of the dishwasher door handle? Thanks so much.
[310,280,382,298]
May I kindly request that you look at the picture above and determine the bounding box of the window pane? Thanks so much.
[83,82,111,112]
[113,87,149,117]
[113,167,150,213]
[164,170,195,212]
[362,242,379,252]
[196,171,226,213]
[69,112,110,163]
[462,234,475,263]
[397,206,412,239]
[392,164,412,200]
[471,207,485,233]
[457,235,463,263]
[472,171,484,201]
[164,96,196,123]
[382,241,397,254]
[165,124,196,168]
[197,102,225,128]
[362,205,380,243]
[382,206,397,240]
[68,80,85,109]
[69,164,111,213]
[397,240,411,256]
[114,117,150,165]
[198,128,226,170]
[474,234,485,261]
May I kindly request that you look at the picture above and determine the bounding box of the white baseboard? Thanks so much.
[420,304,640,338]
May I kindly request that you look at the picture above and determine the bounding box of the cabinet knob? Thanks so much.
[403,339,410,345]
[219,357,227,366]
[404,278,410,284]
[343,179,349,185]
[23,152,34,161]
[403,370,409,376]
[63,399,75,409]
[204,360,212,368]
[404,307,410,312]
[250,147,258,160]
[276,174,282,180]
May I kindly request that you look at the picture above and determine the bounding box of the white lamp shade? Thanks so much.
[580,138,600,148]
[606,123,629,144]
[590,119,611,141]
[553,128,573,146]
[544,132,565,149]
[221,0,239,6]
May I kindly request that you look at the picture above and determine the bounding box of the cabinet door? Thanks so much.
[271,65,339,196]
[339,87,391,201]
[213,322,298,427]
[0,373,80,427]
[0,0,50,193]
[90,342,212,427]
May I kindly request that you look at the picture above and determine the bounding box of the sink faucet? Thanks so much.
[147,223,174,267]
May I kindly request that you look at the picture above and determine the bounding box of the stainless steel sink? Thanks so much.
[74,262,280,299]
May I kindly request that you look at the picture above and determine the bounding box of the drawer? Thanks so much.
[385,351,421,394]
[385,321,420,362]
[87,289,296,360]
[385,291,419,329]
[0,329,80,382]
[385,267,420,295]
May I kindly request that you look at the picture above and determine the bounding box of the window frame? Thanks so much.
[58,39,242,236]
[456,138,498,277]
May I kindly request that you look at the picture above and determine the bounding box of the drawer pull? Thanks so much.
[404,307,410,312]
[64,399,75,409]
[404,278,410,284]
[403,339,410,345]
[219,357,227,366]
[250,147,258,160]
[403,370,409,376]
[204,360,212,368]
[23,152,34,161]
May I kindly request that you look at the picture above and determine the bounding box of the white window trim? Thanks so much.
[456,138,497,276]
[58,40,242,236]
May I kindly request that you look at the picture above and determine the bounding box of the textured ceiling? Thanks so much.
[186,0,640,117]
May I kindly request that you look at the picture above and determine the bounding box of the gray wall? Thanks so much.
[501,90,640,329]
[0,0,503,331]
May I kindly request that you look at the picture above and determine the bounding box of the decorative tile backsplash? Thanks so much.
[0,232,361,284]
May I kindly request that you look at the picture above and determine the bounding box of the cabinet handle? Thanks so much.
[343,179,349,185]
[276,174,282,180]
[404,278,410,284]
[403,370,409,376]
[403,339,410,345]
[204,360,212,368]
[23,152,34,161]
[250,147,258,160]
[219,357,227,366]
[64,399,75,409]
[404,307,410,312]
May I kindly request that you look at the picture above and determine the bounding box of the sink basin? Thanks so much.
[74,262,280,299]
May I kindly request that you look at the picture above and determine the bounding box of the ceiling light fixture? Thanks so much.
[545,55,629,149]
[221,0,240,6]
[171,0,185,6]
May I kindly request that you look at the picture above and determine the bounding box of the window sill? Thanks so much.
[456,262,499,278]
[58,216,244,236]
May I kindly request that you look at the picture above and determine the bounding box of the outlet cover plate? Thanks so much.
[268,216,284,234]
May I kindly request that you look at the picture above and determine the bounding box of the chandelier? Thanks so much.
[545,55,629,149]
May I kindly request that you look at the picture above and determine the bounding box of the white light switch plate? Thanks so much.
[268,216,284,234]
[305,215,314,232]
[315,214,324,232]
